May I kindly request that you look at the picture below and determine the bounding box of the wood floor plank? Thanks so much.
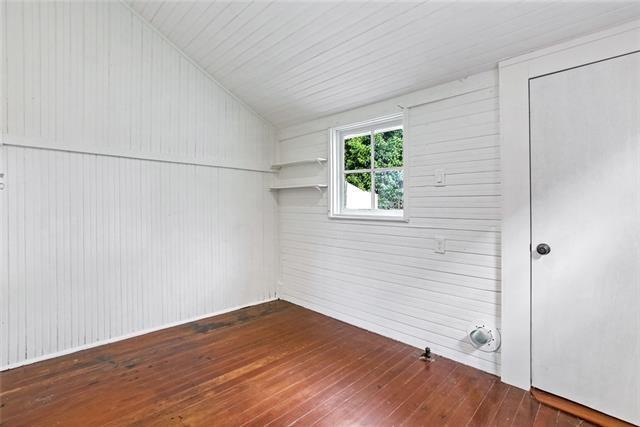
[0,300,300,402]
[227,337,388,425]
[356,358,459,425]
[381,358,459,425]
[558,410,583,427]
[97,313,350,425]
[490,385,527,426]
[312,350,419,426]
[261,341,408,426]
[289,348,418,425]
[10,314,320,418]
[512,391,541,427]
[316,357,424,426]
[6,302,335,425]
[534,401,560,427]
[400,364,484,426]
[242,333,401,426]
[0,300,591,427]
[2,301,294,390]
[157,326,378,425]
[467,380,511,427]
[443,373,497,426]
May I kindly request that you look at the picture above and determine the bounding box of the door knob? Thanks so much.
[536,243,551,255]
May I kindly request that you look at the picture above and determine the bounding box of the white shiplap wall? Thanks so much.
[0,1,277,369]
[276,71,501,374]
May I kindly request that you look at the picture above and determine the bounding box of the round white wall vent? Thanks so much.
[467,320,501,352]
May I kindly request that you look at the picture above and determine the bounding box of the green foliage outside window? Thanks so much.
[344,134,371,174]
[376,170,403,210]
[374,129,403,168]
[344,129,404,210]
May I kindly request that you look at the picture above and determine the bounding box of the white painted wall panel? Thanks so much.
[276,71,501,374]
[4,1,274,171]
[2,147,277,367]
[0,1,277,369]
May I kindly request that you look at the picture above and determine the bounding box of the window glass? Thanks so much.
[374,129,403,168]
[374,171,404,210]
[344,172,372,210]
[344,134,371,170]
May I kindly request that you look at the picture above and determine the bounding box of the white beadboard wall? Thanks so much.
[0,1,277,369]
[3,0,274,171]
[275,70,501,374]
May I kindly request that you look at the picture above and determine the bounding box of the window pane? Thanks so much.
[374,128,403,168]
[344,172,372,210]
[374,171,403,210]
[344,134,371,170]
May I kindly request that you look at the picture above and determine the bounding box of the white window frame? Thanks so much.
[328,113,409,221]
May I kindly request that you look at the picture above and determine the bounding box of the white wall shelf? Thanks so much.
[269,184,327,192]
[271,158,327,170]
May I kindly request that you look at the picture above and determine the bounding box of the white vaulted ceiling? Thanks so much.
[128,1,640,127]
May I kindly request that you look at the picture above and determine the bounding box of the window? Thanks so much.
[329,114,406,220]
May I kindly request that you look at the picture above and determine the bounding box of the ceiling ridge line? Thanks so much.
[119,0,276,129]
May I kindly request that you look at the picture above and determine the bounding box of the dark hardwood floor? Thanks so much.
[0,300,592,426]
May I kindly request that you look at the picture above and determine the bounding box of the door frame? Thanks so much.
[0,0,7,366]
[498,19,640,390]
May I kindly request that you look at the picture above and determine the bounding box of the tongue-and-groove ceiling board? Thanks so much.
[128,1,640,127]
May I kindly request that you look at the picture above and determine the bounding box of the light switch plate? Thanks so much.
[435,237,446,254]
[435,169,446,186]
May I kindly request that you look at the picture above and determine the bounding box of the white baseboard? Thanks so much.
[1,297,278,372]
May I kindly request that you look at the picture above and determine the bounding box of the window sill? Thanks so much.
[328,212,408,222]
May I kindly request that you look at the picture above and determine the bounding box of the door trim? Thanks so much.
[498,19,640,390]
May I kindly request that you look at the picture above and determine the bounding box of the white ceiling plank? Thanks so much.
[127,1,640,127]
[262,2,637,120]
[235,1,456,98]
[176,2,230,49]
[173,2,222,47]
[155,2,197,39]
[181,2,249,54]
[188,2,263,62]
[149,1,178,28]
[128,1,149,15]
[199,2,296,73]
[439,3,640,74]
[199,2,280,71]
[211,2,356,79]
[164,2,207,42]
[254,2,554,103]
[217,2,388,89]
[223,2,418,91]
[258,3,579,115]
[136,0,162,20]
[243,2,496,108]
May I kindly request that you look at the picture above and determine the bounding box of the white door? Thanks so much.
[530,52,640,425]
